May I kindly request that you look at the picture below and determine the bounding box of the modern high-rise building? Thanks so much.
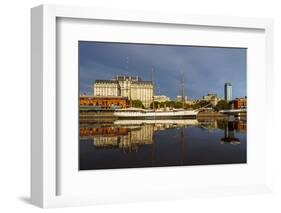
[224,83,232,102]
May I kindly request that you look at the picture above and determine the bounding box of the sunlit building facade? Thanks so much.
[232,97,247,109]
[94,75,154,108]
[203,93,222,106]
[154,95,171,103]
[80,96,127,108]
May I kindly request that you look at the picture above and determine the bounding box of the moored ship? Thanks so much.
[114,107,198,119]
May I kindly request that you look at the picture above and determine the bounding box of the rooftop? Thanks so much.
[95,75,153,84]
[113,75,142,81]
[80,95,128,100]
[95,80,118,83]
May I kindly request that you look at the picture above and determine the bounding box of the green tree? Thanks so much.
[168,101,175,108]
[150,101,160,109]
[132,100,144,108]
[198,100,210,108]
[192,102,201,109]
[160,102,166,108]
[190,100,209,109]
[150,101,182,109]
[184,103,192,109]
[165,101,171,108]
[214,100,231,111]
[173,101,183,109]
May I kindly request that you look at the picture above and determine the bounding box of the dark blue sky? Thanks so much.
[79,41,246,100]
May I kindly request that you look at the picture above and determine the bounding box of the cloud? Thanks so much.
[79,41,246,99]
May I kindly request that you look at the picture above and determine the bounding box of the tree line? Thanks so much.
[131,99,231,111]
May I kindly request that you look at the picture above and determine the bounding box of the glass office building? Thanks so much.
[224,83,232,102]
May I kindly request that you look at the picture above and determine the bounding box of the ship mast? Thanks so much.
[125,56,132,107]
[181,73,185,109]
[151,68,155,111]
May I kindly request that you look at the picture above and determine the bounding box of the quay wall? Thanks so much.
[80,111,235,123]
[197,112,227,118]
[80,111,117,123]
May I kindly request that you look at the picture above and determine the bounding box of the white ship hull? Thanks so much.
[114,119,199,126]
[114,108,198,119]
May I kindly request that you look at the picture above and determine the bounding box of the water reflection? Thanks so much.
[79,118,247,170]
[221,121,240,144]
[80,119,200,152]
[80,125,153,152]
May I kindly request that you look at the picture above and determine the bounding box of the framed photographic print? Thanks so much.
[78,41,247,170]
[31,4,274,208]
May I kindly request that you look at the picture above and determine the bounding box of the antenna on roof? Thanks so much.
[125,56,129,74]
[157,86,161,95]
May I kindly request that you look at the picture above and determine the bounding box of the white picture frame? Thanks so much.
[31,4,274,208]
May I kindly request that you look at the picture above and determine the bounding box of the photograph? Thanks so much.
[79,41,247,170]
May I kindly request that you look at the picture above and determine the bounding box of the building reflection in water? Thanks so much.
[80,118,247,152]
[220,119,246,144]
[197,118,246,145]
[221,121,240,144]
[80,125,154,152]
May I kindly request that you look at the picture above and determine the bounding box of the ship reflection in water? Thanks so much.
[79,119,246,170]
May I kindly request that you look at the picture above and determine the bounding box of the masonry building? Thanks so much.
[232,97,247,109]
[80,96,127,108]
[203,93,222,106]
[93,75,154,108]
[154,95,171,103]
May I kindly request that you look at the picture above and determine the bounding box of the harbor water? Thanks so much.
[79,118,246,170]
